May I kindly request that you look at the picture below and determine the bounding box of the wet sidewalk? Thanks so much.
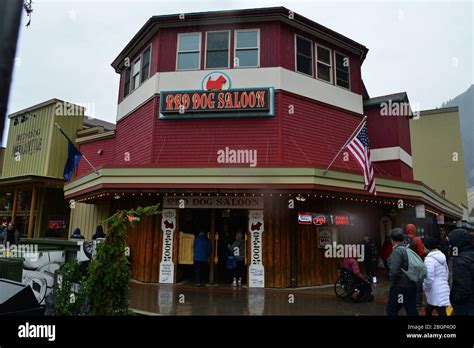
[129,278,392,316]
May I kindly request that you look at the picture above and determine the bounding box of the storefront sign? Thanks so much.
[159,209,176,284]
[313,215,327,226]
[317,227,337,248]
[159,71,273,119]
[297,213,354,227]
[12,129,42,156]
[415,204,426,218]
[248,210,264,288]
[163,196,264,209]
[298,213,312,225]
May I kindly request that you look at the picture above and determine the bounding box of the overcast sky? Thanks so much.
[5,0,473,144]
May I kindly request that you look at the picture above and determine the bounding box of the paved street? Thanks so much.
[129,278,393,316]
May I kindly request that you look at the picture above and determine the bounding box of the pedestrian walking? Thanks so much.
[448,229,474,315]
[423,237,450,316]
[406,223,424,307]
[3,222,20,247]
[230,231,245,287]
[194,231,212,286]
[362,235,377,281]
[386,228,419,316]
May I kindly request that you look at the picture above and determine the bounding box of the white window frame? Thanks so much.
[131,57,141,90]
[334,51,351,90]
[123,66,131,98]
[315,44,333,84]
[294,34,314,77]
[204,30,230,70]
[140,44,152,83]
[176,32,202,71]
[233,28,260,68]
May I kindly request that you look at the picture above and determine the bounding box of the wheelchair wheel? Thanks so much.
[334,276,350,299]
[348,282,370,303]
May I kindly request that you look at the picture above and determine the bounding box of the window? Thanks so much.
[177,33,201,70]
[234,29,259,67]
[131,58,141,90]
[296,36,313,76]
[335,52,350,89]
[316,45,332,83]
[141,47,151,82]
[123,67,131,97]
[206,31,229,69]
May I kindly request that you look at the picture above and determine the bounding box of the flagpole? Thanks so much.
[322,115,367,176]
[54,123,100,176]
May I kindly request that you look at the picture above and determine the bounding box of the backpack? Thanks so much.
[402,246,427,283]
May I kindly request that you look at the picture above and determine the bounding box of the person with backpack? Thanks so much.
[387,227,426,316]
[448,228,474,315]
[406,223,424,307]
[423,237,450,316]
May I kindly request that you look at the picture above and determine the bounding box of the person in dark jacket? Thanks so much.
[70,228,85,239]
[194,231,212,286]
[3,222,20,247]
[386,227,418,316]
[362,235,377,280]
[448,228,474,315]
[230,231,245,287]
[92,225,105,240]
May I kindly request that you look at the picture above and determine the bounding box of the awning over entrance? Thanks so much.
[64,167,463,219]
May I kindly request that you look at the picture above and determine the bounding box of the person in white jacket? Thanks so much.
[423,237,451,316]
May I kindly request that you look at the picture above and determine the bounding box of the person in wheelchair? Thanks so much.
[341,256,374,302]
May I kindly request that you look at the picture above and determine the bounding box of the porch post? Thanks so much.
[11,188,18,223]
[27,186,37,238]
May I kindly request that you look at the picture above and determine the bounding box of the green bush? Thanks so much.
[53,262,89,316]
[87,204,160,315]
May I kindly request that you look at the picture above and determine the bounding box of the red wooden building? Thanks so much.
[65,7,462,288]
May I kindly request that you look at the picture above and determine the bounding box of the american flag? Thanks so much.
[346,122,376,195]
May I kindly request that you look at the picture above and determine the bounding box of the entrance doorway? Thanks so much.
[176,208,248,285]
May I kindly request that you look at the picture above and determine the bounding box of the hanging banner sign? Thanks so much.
[159,209,176,284]
[415,204,426,218]
[248,210,264,288]
[437,214,445,225]
[163,196,264,209]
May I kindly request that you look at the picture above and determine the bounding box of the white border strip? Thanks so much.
[371,146,413,168]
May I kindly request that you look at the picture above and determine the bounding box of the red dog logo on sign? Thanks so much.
[202,72,230,91]
[205,75,227,91]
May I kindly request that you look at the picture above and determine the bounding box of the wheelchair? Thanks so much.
[334,268,373,303]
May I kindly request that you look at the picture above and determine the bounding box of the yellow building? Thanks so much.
[0,99,114,239]
[410,106,468,212]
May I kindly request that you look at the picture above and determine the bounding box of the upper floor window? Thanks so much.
[296,36,313,76]
[132,58,141,90]
[316,45,332,83]
[335,52,350,89]
[205,31,229,69]
[234,29,259,68]
[177,33,201,70]
[141,46,151,82]
[124,67,131,97]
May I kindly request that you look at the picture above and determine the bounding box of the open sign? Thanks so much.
[313,215,327,226]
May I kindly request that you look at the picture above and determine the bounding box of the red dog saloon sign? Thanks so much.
[159,71,272,119]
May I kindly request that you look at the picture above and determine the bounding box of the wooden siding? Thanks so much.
[68,202,109,239]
